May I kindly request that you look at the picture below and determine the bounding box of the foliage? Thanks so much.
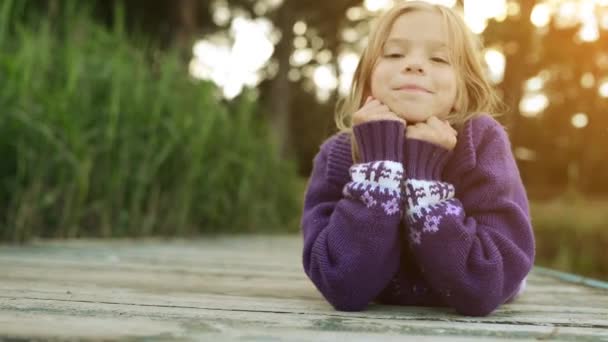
[0,0,302,242]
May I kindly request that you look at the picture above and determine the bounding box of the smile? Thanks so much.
[396,84,433,93]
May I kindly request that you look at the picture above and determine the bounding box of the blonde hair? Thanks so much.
[336,1,504,162]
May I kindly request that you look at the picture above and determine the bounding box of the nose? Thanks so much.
[405,64,424,74]
[402,55,426,75]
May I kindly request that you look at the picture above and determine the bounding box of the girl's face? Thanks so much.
[370,10,457,123]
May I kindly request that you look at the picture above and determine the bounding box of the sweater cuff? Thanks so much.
[404,138,452,180]
[353,120,405,163]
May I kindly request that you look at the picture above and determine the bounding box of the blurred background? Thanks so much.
[0,0,606,280]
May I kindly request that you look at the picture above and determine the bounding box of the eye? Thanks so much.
[431,57,449,64]
[384,53,404,59]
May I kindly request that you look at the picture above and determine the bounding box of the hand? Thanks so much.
[406,116,458,150]
[352,96,406,127]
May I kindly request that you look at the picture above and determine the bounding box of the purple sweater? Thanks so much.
[300,115,535,316]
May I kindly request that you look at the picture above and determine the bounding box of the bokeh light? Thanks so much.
[598,80,608,97]
[190,16,274,99]
[520,93,549,117]
[571,112,589,128]
[191,0,606,98]
[484,48,506,84]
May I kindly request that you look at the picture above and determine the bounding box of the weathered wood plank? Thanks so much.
[1,297,607,341]
[2,283,607,328]
[0,235,606,341]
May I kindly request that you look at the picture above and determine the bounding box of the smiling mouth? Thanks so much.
[397,85,433,93]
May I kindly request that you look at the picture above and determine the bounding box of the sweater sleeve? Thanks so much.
[301,120,406,311]
[402,120,535,316]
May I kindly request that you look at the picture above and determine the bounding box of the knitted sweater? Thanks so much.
[300,115,535,316]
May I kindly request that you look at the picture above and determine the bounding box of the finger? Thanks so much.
[406,125,425,139]
[369,109,405,123]
[362,99,382,110]
[426,116,444,130]
[428,116,455,136]
[356,100,381,119]
[368,112,403,123]
[366,105,392,117]
[446,126,458,136]
[442,120,458,135]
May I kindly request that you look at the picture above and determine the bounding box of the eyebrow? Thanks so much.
[384,38,447,49]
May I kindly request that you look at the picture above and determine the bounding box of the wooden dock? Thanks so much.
[0,235,607,341]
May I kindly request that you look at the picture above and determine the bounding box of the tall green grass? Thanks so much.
[532,196,608,281]
[0,1,302,242]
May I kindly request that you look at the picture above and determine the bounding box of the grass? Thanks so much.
[0,0,302,242]
[531,195,608,281]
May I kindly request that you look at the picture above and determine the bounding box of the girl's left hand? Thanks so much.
[406,116,458,150]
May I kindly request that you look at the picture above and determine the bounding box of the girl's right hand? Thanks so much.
[352,96,406,127]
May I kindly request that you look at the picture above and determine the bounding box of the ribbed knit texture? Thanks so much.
[300,115,535,316]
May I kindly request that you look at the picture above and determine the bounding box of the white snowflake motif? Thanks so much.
[360,191,377,208]
[410,230,422,245]
[445,203,461,216]
[381,198,400,216]
[422,215,441,233]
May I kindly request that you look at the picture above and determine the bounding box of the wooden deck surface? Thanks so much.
[0,235,607,341]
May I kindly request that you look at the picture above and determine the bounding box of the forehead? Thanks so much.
[385,10,447,45]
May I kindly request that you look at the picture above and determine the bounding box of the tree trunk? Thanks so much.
[175,0,198,51]
[269,3,295,158]
[500,0,535,139]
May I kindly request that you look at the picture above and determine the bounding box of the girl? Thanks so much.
[300,1,535,317]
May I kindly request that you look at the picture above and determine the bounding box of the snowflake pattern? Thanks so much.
[346,161,404,214]
[382,198,400,216]
[360,191,377,208]
[445,203,461,216]
[422,215,441,233]
[403,178,463,244]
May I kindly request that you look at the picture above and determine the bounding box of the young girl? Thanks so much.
[300,1,535,317]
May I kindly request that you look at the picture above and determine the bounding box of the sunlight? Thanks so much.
[464,0,507,33]
[571,112,589,128]
[293,21,307,35]
[514,147,537,161]
[579,17,600,41]
[598,80,608,97]
[190,16,275,99]
[422,0,458,6]
[531,3,552,27]
[581,73,595,88]
[191,0,606,99]
[520,93,549,117]
[211,1,231,26]
[556,1,579,26]
[464,0,488,34]
[525,76,545,92]
[291,49,313,66]
[313,64,338,102]
[600,10,608,29]
[338,52,359,95]
[364,0,394,12]
[484,48,506,84]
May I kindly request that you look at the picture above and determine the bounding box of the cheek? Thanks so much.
[436,72,458,100]
[370,64,391,95]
